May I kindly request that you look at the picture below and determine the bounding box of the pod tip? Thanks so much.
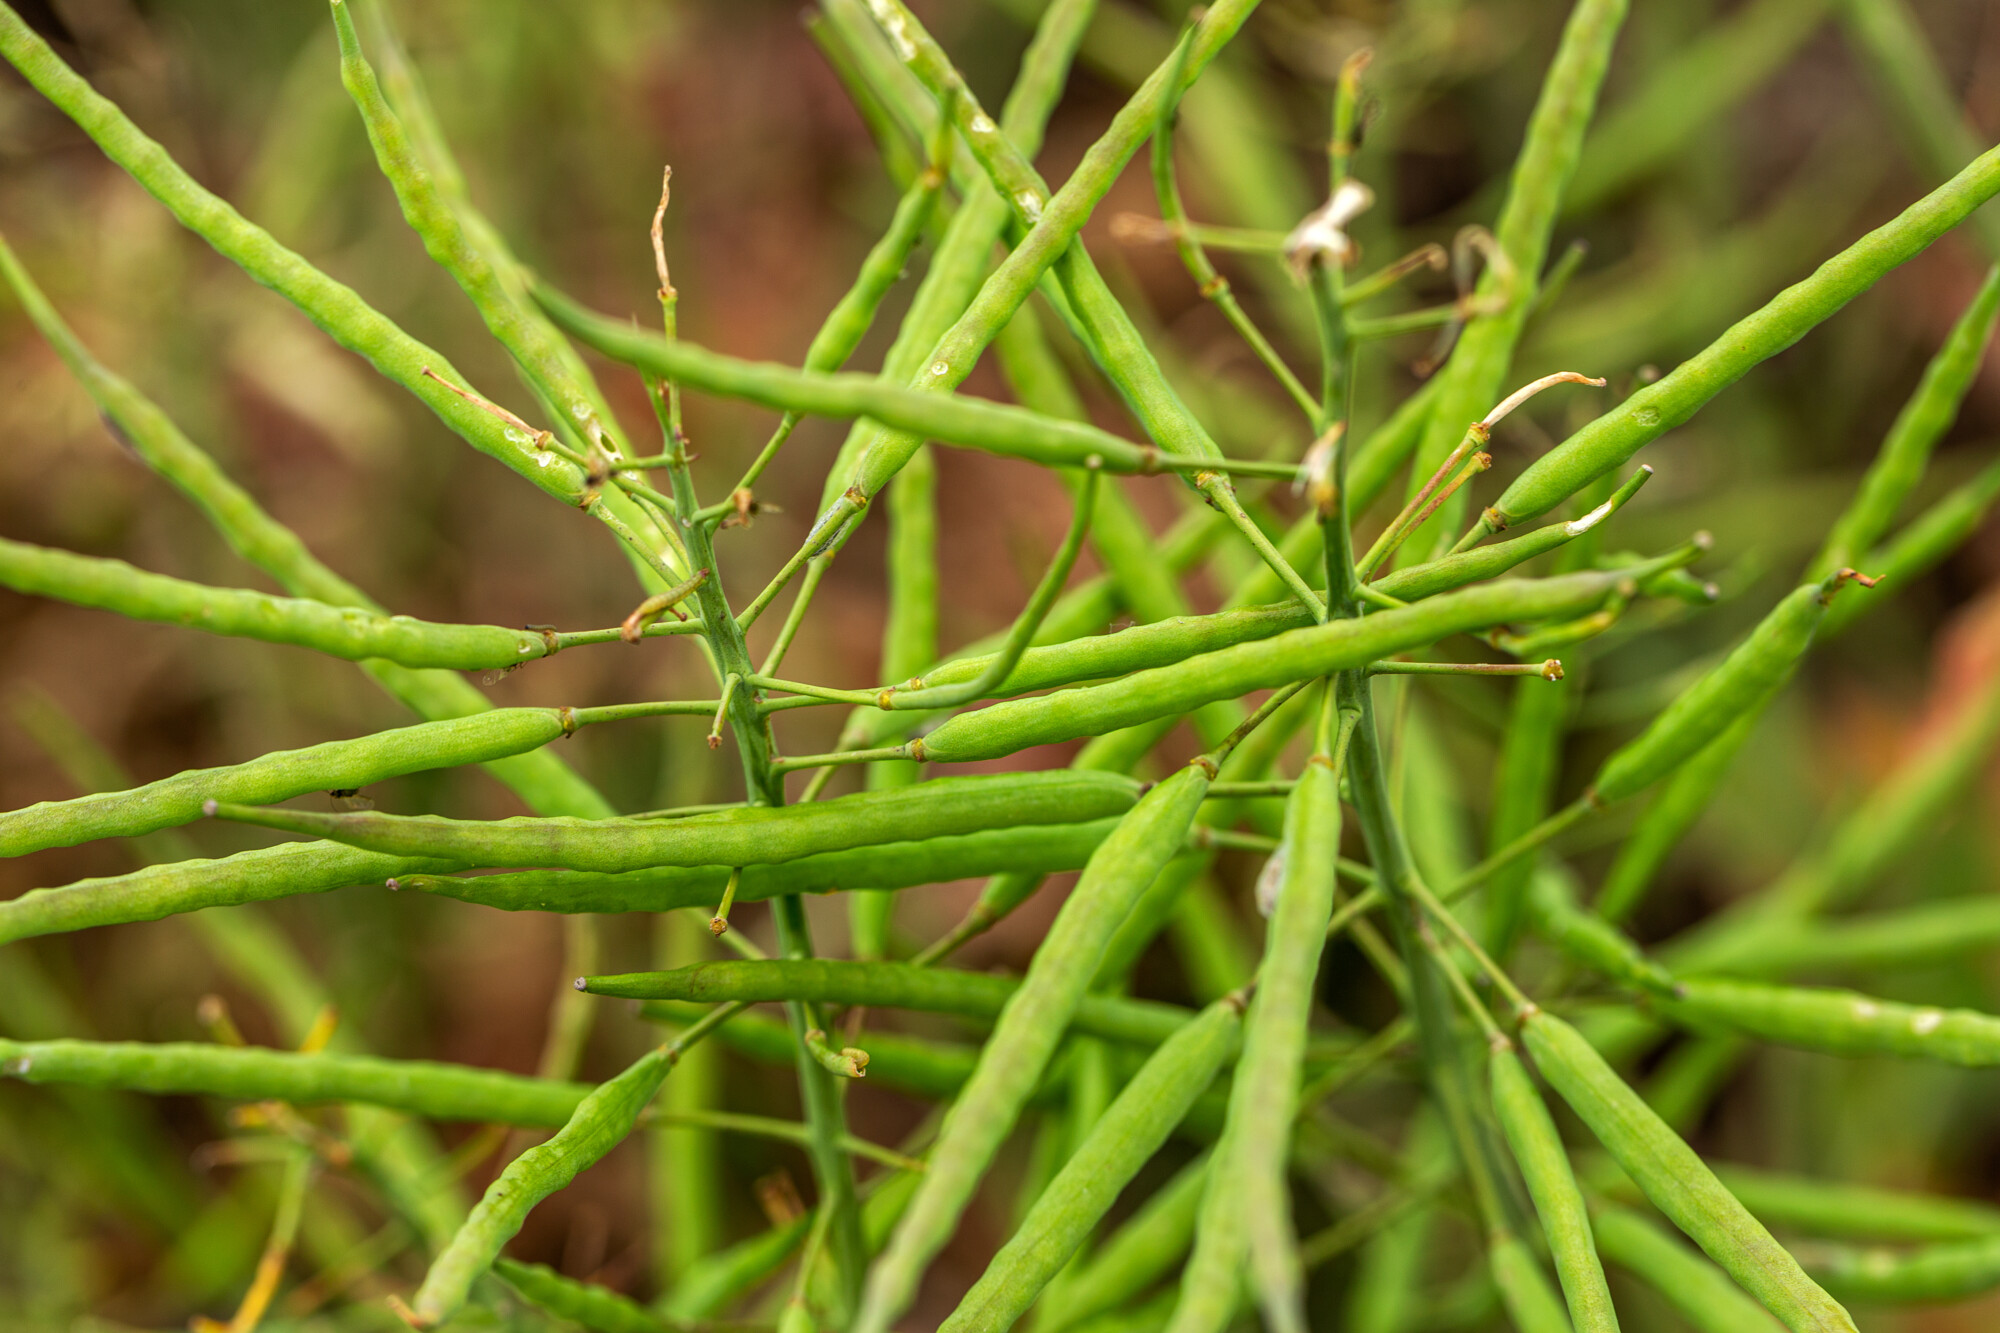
[201,798,219,818]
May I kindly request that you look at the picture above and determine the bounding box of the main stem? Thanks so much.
[652,265,866,1311]
[1314,250,1522,1243]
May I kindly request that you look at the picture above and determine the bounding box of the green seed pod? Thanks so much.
[1589,574,1856,805]
[584,958,1201,1049]
[1486,1229,1574,1333]
[1711,1162,2000,1243]
[0,1037,586,1126]
[1488,1041,1621,1332]
[1825,456,2000,638]
[1520,1009,1858,1331]
[1804,1235,2000,1304]
[916,571,1629,764]
[854,760,1216,1333]
[494,1258,707,1333]
[1,708,582,857]
[0,536,573,670]
[1813,264,2000,574]
[1526,865,1678,994]
[1035,1157,1209,1333]
[206,769,1142,871]
[941,998,1242,1332]
[1373,466,1651,603]
[1592,1206,1786,1333]
[1483,139,2000,531]
[410,1043,676,1326]
[405,819,1120,915]
[1663,977,2000,1066]
[0,841,458,946]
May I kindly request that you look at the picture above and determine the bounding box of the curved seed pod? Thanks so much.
[406,819,1120,914]
[0,1037,587,1126]
[1663,978,2000,1066]
[205,769,1142,871]
[0,841,458,946]
[1480,139,2000,532]
[0,537,572,669]
[409,1043,677,1326]
[584,959,1200,1048]
[854,760,1215,1333]
[1520,1009,1858,1332]
[1804,1234,2000,1304]
[1592,1206,1786,1332]
[1813,264,2000,574]
[940,997,1242,1332]
[915,571,1629,764]
[1489,1041,1621,1331]
[1589,574,1855,805]
[1526,865,1677,994]
[0,709,582,857]
[1373,466,1651,602]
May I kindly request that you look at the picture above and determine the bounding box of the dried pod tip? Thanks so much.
[572,976,588,991]
[201,798,219,817]
[1479,371,1607,430]
[709,916,729,936]
[1540,659,1564,682]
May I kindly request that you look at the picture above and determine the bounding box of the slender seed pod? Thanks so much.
[0,8,651,533]
[494,1258,723,1333]
[1804,1235,2000,1303]
[1233,721,1350,1333]
[1481,139,2000,533]
[405,819,1120,915]
[1663,978,2000,1066]
[940,998,1242,1332]
[1592,1206,1786,1333]
[1747,896,2000,977]
[853,759,1216,1333]
[204,770,1141,871]
[1712,1163,2000,1243]
[329,0,634,471]
[0,537,585,669]
[1526,865,1677,994]
[583,959,1201,1049]
[915,571,1631,764]
[1373,466,1651,602]
[0,235,618,824]
[409,1044,677,1326]
[1520,1009,1859,1331]
[1812,264,2000,574]
[0,709,590,857]
[0,842,458,946]
[1824,456,2000,637]
[1488,1040,1621,1331]
[1840,0,2000,259]
[1399,0,1629,551]
[0,1037,587,1126]
[538,292,1296,483]
[1034,1157,1209,1333]
[1594,703,1768,925]
[1589,574,1856,805]
[1486,1230,1574,1333]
